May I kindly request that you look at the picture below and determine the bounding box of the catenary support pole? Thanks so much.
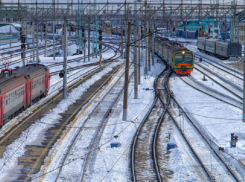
[32,22,35,62]
[45,20,47,57]
[122,21,131,121]
[53,0,55,60]
[243,28,245,122]
[63,18,68,99]
[9,21,12,48]
[138,20,141,85]
[36,21,39,62]
[144,21,147,77]
[99,23,102,71]
[151,22,154,65]
[88,16,91,61]
[134,20,138,99]
[121,18,124,58]
[148,20,151,71]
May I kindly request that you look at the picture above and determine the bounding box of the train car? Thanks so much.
[176,29,184,37]
[197,37,206,50]
[215,40,241,58]
[220,32,230,40]
[154,37,194,75]
[182,31,198,39]
[0,64,50,127]
[197,37,241,59]
[205,38,217,54]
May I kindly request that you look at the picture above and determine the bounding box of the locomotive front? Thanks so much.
[173,50,194,75]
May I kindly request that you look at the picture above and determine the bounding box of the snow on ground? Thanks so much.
[0,59,123,182]
[36,50,166,182]
[1,35,245,181]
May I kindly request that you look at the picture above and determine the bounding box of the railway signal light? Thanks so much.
[20,27,22,35]
[21,35,26,43]
[21,44,25,49]
[231,133,234,141]
[235,136,238,142]
[59,70,65,78]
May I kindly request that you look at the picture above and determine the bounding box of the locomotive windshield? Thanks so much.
[174,51,193,65]
[175,52,182,62]
[184,52,193,62]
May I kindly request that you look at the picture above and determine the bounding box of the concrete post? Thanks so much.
[134,20,138,99]
[138,21,141,85]
[36,22,39,62]
[32,22,35,62]
[45,20,47,57]
[63,18,68,100]
[88,17,91,61]
[122,22,131,121]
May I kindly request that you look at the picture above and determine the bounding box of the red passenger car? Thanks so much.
[0,64,50,127]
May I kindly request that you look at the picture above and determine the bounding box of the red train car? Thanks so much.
[0,64,50,127]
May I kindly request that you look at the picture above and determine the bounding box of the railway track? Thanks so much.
[194,62,243,100]
[0,43,121,181]
[165,72,241,182]
[194,54,243,79]
[49,43,114,76]
[0,40,63,69]
[53,62,133,182]
[180,76,242,109]
[131,67,168,182]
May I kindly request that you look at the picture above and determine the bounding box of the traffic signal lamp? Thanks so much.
[99,30,102,35]
[21,44,25,49]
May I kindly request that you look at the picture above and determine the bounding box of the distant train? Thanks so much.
[197,37,241,59]
[176,30,198,39]
[220,32,230,40]
[0,64,50,127]
[154,37,194,75]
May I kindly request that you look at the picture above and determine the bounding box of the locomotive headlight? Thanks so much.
[182,51,185,55]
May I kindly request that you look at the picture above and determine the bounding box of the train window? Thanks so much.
[175,52,183,63]
[185,53,193,62]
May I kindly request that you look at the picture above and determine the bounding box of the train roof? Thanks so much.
[216,40,241,46]
[155,36,190,52]
[0,64,49,94]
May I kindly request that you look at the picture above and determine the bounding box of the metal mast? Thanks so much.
[92,0,98,58]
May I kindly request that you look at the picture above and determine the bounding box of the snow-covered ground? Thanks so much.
[0,35,245,181]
